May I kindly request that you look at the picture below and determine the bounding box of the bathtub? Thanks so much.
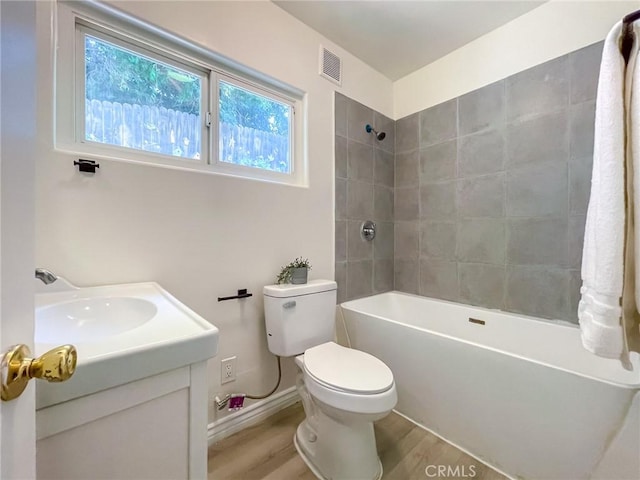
[339,291,640,480]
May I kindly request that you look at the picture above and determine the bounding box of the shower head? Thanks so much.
[365,124,386,141]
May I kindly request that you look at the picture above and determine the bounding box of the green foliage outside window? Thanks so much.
[84,35,201,114]
[219,81,290,136]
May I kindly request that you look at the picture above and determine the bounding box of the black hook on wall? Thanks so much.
[74,159,100,174]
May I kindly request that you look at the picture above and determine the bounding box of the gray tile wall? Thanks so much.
[393,41,603,322]
[335,93,395,302]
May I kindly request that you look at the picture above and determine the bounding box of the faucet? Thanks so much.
[35,268,57,285]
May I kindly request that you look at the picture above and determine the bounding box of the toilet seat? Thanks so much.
[304,342,394,394]
[299,342,397,414]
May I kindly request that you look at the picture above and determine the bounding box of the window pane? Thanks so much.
[84,35,202,160]
[219,80,291,173]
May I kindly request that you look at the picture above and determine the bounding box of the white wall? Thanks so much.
[393,0,639,119]
[35,0,392,424]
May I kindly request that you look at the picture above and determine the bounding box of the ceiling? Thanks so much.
[273,1,545,81]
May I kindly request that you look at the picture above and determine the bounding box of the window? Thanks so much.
[218,79,292,174]
[82,32,206,161]
[56,3,304,185]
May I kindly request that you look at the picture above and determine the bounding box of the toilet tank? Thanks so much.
[263,280,337,357]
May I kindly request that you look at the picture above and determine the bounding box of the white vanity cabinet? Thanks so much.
[33,280,218,480]
[36,363,208,480]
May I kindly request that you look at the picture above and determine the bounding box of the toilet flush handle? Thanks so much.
[283,301,296,309]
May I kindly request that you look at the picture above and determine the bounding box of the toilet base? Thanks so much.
[294,420,383,480]
[293,430,325,480]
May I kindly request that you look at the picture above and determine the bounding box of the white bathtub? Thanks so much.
[339,291,640,480]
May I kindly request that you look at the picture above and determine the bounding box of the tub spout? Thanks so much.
[35,268,57,285]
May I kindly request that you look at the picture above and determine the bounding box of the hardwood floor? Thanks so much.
[208,402,507,480]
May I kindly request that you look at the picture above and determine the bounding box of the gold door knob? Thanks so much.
[1,344,77,401]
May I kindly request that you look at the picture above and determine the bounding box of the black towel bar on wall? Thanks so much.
[218,289,253,302]
[621,8,640,64]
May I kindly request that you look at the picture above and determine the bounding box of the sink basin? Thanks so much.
[36,297,157,343]
[34,278,219,409]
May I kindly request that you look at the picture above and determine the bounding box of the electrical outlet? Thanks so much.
[221,356,236,384]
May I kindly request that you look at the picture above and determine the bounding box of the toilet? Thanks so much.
[263,280,397,480]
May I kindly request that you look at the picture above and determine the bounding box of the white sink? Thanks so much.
[34,278,219,409]
[37,297,157,343]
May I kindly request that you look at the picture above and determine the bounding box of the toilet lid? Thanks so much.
[303,342,394,394]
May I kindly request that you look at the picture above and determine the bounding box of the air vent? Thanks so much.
[319,46,342,85]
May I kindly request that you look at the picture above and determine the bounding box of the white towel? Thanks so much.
[579,21,637,358]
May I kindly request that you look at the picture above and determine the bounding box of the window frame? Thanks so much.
[75,24,211,165]
[55,2,306,186]
[214,72,296,181]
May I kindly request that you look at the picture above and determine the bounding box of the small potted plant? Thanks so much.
[276,257,312,284]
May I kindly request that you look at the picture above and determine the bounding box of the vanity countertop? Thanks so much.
[35,280,218,409]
